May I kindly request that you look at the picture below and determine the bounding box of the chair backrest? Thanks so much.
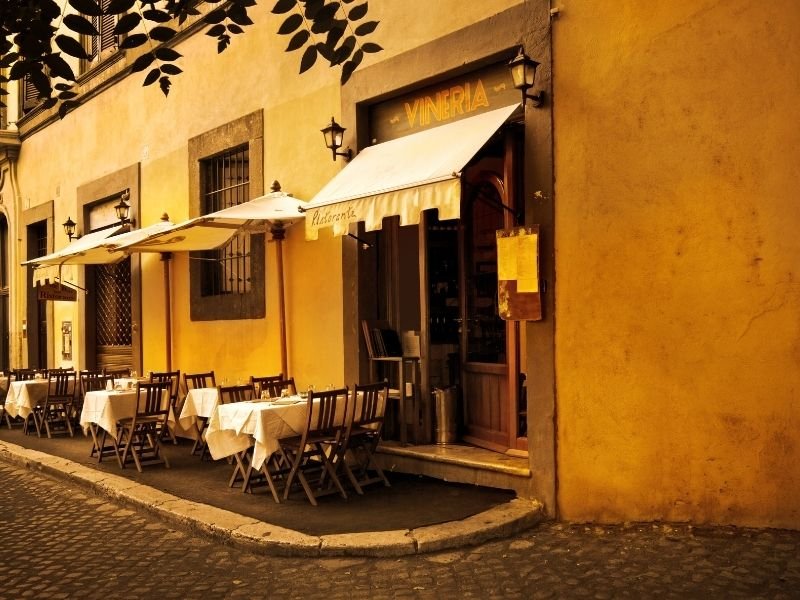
[352,379,389,430]
[151,370,181,404]
[263,377,296,399]
[80,370,113,394]
[302,387,349,445]
[48,370,76,399]
[185,371,216,391]
[135,381,171,418]
[218,383,254,404]
[106,367,132,379]
[250,374,284,398]
[361,319,403,359]
[13,368,37,381]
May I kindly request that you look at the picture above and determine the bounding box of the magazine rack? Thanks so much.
[361,320,419,444]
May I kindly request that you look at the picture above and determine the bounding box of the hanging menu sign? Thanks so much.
[369,62,519,143]
[496,226,542,321]
[37,282,77,302]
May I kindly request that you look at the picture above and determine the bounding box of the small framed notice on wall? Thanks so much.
[496,226,543,321]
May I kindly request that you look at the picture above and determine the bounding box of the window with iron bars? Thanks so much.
[199,145,251,296]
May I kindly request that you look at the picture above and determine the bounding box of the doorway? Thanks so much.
[26,220,49,369]
[89,258,133,371]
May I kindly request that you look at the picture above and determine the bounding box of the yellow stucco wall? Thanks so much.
[13,0,522,389]
[553,0,800,527]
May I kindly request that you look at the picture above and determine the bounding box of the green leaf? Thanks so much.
[55,35,90,60]
[155,47,182,61]
[57,90,79,100]
[9,60,32,81]
[54,83,72,91]
[227,4,254,26]
[331,35,355,65]
[142,9,172,23]
[44,54,76,81]
[0,53,19,69]
[272,0,297,14]
[160,63,183,75]
[299,44,317,74]
[41,97,59,111]
[361,42,382,53]
[227,23,244,35]
[68,0,103,17]
[354,20,378,36]
[348,1,368,20]
[286,29,310,51]
[149,26,177,42]
[159,75,172,96]
[217,34,231,53]
[304,0,325,19]
[204,8,227,24]
[113,12,141,36]
[59,99,80,120]
[278,13,303,34]
[131,51,155,73]
[105,0,136,14]
[324,21,345,48]
[119,33,148,49]
[29,69,52,98]
[206,24,226,37]
[314,2,340,23]
[64,14,100,36]
[341,50,363,84]
[143,67,160,86]
[315,41,334,62]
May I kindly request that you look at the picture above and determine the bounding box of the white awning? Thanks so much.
[303,103,521,240]
[23,226,124,267]
[117,190,306,252]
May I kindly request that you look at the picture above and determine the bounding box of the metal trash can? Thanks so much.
[433,386,458,444]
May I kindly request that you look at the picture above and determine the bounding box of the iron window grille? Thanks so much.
[199,145,251,297]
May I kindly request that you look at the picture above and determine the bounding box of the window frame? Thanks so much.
[188,111,265,321]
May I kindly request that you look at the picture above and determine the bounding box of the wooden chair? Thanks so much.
[218,383,256,488]
[117,381,172,472]
[0,379,11,429]
[106,367,132,379]
[340,380,391,494]
[249,374,284,398]
[79,371,117,460]
[184,371,217,456]
[150,370,181,444]
[184,371,216,391]
[40,370,77,438]
[263,377,296,399]
[279,386,350,505]
[360,319,419,444]
[12,368,37,381]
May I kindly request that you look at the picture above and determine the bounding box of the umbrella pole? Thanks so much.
[161,253,173,371]
[272,224,288,377]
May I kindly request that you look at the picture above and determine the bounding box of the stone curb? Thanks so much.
[0,440,545,557]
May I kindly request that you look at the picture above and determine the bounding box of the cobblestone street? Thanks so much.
[1,462,798,599]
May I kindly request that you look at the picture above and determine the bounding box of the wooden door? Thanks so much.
[93,258,133,371]
[459,169,516,452]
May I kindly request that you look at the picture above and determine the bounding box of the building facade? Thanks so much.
[1,0,798,528]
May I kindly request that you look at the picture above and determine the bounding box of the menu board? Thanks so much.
[496,226,542,321]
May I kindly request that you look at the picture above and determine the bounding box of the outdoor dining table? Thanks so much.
[79,386,175,461]
[204,395,318,473]
[4,378,49,421]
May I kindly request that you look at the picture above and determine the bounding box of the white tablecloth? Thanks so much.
[179,387,219,427]
[4,380,49,420]
[80,388,173,441]
[205,396,317,469]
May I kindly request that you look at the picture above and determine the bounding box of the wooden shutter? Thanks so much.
[21,74,39,112]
